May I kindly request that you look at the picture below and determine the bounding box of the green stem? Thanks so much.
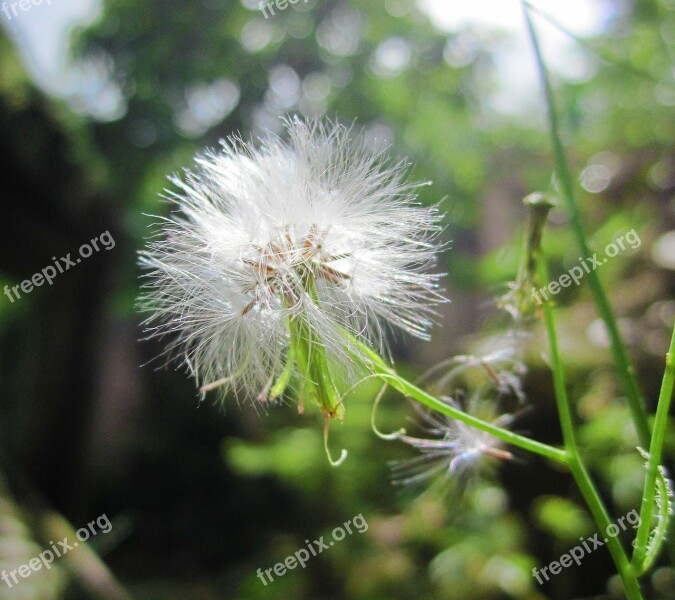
[568,461,643,599]
[521,1,651,448]
[346,334,569,465]
[538,256,643,599]
[632,324,675,571]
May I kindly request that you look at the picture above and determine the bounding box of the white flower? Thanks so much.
[139,118,445,414]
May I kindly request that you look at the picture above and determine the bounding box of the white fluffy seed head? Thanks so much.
[139,117,446,404]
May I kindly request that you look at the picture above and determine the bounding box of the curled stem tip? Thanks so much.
[323,412,348,467]
[371,382,407,441]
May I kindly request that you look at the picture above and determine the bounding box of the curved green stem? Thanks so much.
[521,1,650,448]
[345,333,569,465]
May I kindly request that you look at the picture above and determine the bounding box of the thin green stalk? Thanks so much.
[381,370,569,464]
[537,256,643,599]
[345,333,569,465]
[632,324,675,571]
[569,460,643,599]
[521,1,651,448]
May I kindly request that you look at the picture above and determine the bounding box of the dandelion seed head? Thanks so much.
[139,117,445,405]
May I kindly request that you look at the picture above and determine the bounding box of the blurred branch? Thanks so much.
[0,450,133,600]
[523,0,675,89]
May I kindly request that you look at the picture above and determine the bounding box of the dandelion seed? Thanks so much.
[420,345,528,403]
[392,397,515,487]
[139,117,445,418]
